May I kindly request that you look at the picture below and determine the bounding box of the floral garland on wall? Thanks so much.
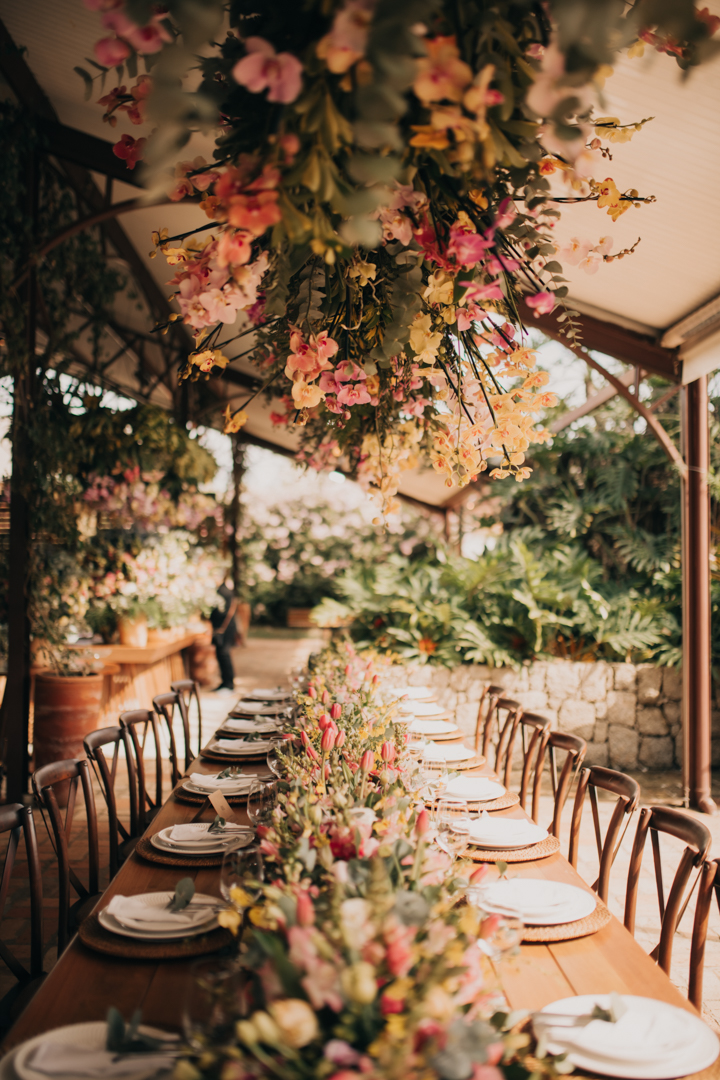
[81,0,719,515]
[173,641,553,1080]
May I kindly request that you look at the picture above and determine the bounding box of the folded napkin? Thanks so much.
[105,895,209,930]
[29,1042,177,1078]
[188,772,254,792]
[442,776,505,801]
[223,718,280,733]
[467,812,547,847]
[424,743,474,762]
[544,1003,689,1063]
[231,700,284,715]
[168,823,249,844]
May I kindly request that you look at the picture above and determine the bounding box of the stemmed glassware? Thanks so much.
[182,959,245,1051]
[220,843,264,909]
[247,780,276,830]
[435,798,470,861]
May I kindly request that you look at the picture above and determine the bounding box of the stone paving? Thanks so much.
[1,637,719,1038]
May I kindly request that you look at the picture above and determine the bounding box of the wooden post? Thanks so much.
[681,374,717,814]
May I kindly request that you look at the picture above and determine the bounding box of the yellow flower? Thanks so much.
[217,906,242,935]
[348,261,377,287]
[593,65,614,89]
[341,961,378,1004]
[269,999,319,1048]
[229,884,253,908]
[385,1013,407,1039]
[595,177,630,221]
[291,379,324,408]
[366,374,380,396]
[223,404,249,434]
[423,271,454,306]
[627,39,645,58]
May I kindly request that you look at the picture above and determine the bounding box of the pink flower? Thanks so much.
[384,918,415,977]
[325,1041,362,1067]
[448,223,491,268]
[380,741,396,763]
[415,809,430,836]
[95,36,130,66]
[296,890,315,927]
[321,728,337,753]
[226,190,282,236]
[335,730,346,748]
[232,37,303,104]
[302,960,344,1011]
[330,703,342,720]
[360,750,374,772]
[216,229,253,268]
[337,383,371,407]
[112,134,146,170]
[525,290,556,315]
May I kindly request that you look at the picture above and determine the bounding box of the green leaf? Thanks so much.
[168,877,195,911]
[495,860,508,878]
[74,67,94,101]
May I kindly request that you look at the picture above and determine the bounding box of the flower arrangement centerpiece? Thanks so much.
[81,0,720,516]
[172,642,561,1080]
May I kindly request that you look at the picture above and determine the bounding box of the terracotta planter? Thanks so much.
[33,671,104,805]
[118,615,148,648]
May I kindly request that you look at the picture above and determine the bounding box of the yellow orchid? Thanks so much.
[223,404,248,434]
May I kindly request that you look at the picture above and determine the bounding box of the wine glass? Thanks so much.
[470,894,524,963]
[435,798,469,861]
[266,746,283,779]
[220,842,264,908]
[182,959,244,1051]
[247,780,275,829]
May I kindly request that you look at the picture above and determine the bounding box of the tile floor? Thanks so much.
[1,637,719,1036]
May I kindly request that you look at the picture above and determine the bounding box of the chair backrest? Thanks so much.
[152,693,184,787]
[473,684,506,760]
[624,805,712,982]
[32,759,99,954]
[493,701,550,793]
[569,765,640,902]
[119,709,165,835]
[0,804,43,985]
[533,729,587,833]
[83,726,137,878]
[687,857,720,1010]
[171,679,203,759]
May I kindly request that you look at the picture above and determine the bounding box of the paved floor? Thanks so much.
[1,638,719,1036]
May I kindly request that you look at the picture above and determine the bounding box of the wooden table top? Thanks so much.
[3,733,715,1080]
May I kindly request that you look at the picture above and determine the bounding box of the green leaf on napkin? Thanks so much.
[591,992,627,1024]
[106,1007,168,1053]
[208,815,226,834]
[495,860,508,879]
[218,766,242,779]
[168,877,195,911]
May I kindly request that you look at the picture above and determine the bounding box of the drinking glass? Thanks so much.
[182,959,244,1051]
[247,780,275,829]
[470,894,524,963]
[220,843,263,907]
[266,746,283,779]
[435,798,469,861]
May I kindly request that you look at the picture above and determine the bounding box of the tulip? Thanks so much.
[380,740,396,764]
[372,674,379,686]
[295,890,314,927]
[415,808,430,836]
[330,702,342,720]
[306,744,320,761]
[360,750,374,773]
[322,689,330,704]
[469,864,490,885]
[300,729,311,747]
[344,664,351,676]
[307,685,317,699]
[335,729,346,748]
[321,727,336,753]
[318,713,330,731]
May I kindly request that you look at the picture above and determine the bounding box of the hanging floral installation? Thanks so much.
[80,0,719,515]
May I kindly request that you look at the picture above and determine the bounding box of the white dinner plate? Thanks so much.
[536,995,719,1078]
[13,1021,177,1080]
[208,740,275,755]
[219,719,281,734]
[247,688,292,701]
[230,701,287,716]
[423,744,476,763]
[385,686,434,701]
[151,826,253,856]
[473,879,597,925]
[182,779,253,797]
[466,818,548,850]
[98,892,218,940]
[410,719,460,736]
[398,701,448,719]
[439,776,506,802]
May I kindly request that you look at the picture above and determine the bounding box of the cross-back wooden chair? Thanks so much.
[569,765,640,902]
[624,806,712,986]
[152,692,185,787]
[494,703,550,795]
[32,759,101,955]
[473,684,506,760]
[119,709,166,836]
[83,726,139,878]
[686,858,720,1010]
[0,804,45,1036]
[171,678,203,760]
[527,728,587,830]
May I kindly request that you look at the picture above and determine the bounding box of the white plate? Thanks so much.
[399,701,448,718]
[209,740,275,755]
[13,1021,176,1080]
[98,892,218,940]
[439,777,506,802]
[536,995,719,1079]
[151,826,253,856]
[182,780,253,796]
[220,719,281,734]
[410,719,459,736]
[466,818,548,849]
[230,701,286,716]
[474,879,597,925]
[247,688,292,701]
[386,686,434,700]
[423,744,475,763]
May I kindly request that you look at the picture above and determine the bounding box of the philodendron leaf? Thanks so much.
[168,877,195,911]
[208,815,226,834]
[106,1006,126,1052]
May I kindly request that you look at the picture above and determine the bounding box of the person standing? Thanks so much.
[210,580,238,692]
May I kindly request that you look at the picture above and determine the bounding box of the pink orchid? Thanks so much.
[325,1041,362,1067]
[448,226,492,268]
[383,918,415,977]
[312,331,340,362]
[232,37,303,104]
[112,133,146,170]
[302,961,344,1011]
[463,281,504,303]
[337,383,371,407]
[226,190,282,236]
[525,290,556,315]
[334,360,365,382]
[95,36,130,66]
[216,229,253,268]
[319,370,340,393]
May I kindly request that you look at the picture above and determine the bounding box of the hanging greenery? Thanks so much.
[81,0,719,514]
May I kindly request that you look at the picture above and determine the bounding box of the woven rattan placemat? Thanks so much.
[522,895,612,942]
[134,836,225,868]
[463,834,561,862]
[78,914,233,960]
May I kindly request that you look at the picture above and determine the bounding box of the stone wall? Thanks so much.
[403,661,713,771]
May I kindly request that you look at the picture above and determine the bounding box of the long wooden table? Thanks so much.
[2,734,715,1076]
